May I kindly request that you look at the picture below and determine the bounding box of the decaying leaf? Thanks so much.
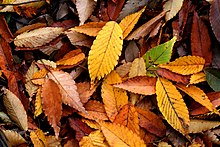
[190,72,206,85]
[189,119,220,133]
[30,129,47,147]
[3,130,26,146]
[114,104,140,135]
[159,56,205,75]
[99,121,146,147]
[114,76,156,95]
[42,79,62,138]
[102,71,128,121]
[129,57,146,78]
[156,78,189,134]
[14,27,64,48]
[163,0,184,21]
[76,0,96,25]
[88,21,123,84]
[3,89,28,131]
[48,70,86,113]
[119,7,145,39]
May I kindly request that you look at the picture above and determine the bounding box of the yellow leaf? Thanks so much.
[70,22,106,37]
[99,121,146,147]
[156,78,189,134]
[79,130,109,147]
[14,27,64,48]
[30,129,47,147]
[119,7,145,39]
[129,57,146,78]
[31,68,48,85]
[56,49,85,66]
[189,119,220,133]
[37,59,56,69]
[176,84,218,114]
[3,89,28,131]
[3,130,26,146]
[34,87,43,117]
[88,21,123,84]
[82,118,100,130]
[159,56,205,75]
[190,72,206,84]
[102,71,128,121]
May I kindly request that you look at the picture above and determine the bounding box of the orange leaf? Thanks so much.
[78,100,109,121]
[190,72,206,85]
[56,49,85,66]
[113,104,140,135]
[136,107,166,137]
[31,68,48,85]
[41,79,62,138]
[76,82,96,104]
[102,71,128,121]
[30,129,47,147]
[99,121,146,147]
[114,76,157,95]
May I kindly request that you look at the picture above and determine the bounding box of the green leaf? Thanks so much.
[143,36,176,69]
[205,68,220,91]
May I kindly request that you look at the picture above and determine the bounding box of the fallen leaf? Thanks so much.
[190,72,206,85]
[0,15,13,42]
[88,21,123,84]
[82,118,100,130]
[115,62,132,77]
[129,57,146,78]
[205,129,220,145]
[34,87,43,117]
[41,79,62,138]
[76,82,96,104]
[31,68,48,85]
[3,89,28,131]
[30,129,47,147]
[114,76,156,95]
[156,78,189,134]
[205,68,220,92]
[99,121,146,147]
[107,0,125,20]
[163,0,184,21]
[189,119,220,133]
[159,56,205,75]
[14,27,64,48]
[3,130,26,146]
[125,41,139,62]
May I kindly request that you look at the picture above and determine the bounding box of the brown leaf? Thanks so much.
[191,11,212,65]
[76,82,96,104]
[210,0,220,42]
[78,100,109,120]
[113,104,140,135]
[107,0,125,20]
[42,79,62,138]
[129,57,146,78]
[125,41,139,62]
[0,38,13,70]
[114,76,157,95]
[136,107,166,137]
[0,15,13,42]
[3,130,26,146]
[68,117,93,141]
[189,119,220,133]
[14,23,47,36]
[157,68,190,84]
[115,62,132,78]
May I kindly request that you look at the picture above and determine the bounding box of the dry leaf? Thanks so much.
[79,130,109,147]
[3,89,28,131]
[99,121,146,147]
[114,76,156,95]
[70,22,106,36]
[14,27,64,48]
[129,57,146,78]
[88,21,123,84]
[48,70,86,113]
[190,72,206,85]
[3,130,26,146]
[41,79,62,138]
[125,41,139,62]
[76,82,96,104]
[115,62,132,78]
[45,135,61,147]
[30,129,47,147]
[156,78,189,134]
[119,7,145,39]
[205,129,220,145]
[163,0,184,21]
[76,0,96,25]
[82,118,100,130]
[114,104,140,135]
[159,56,205,75]
[37,59,57,69]
[34,87,43,117]
[102,71,128,121]
[189,119,220,133]
[31,68,48,85]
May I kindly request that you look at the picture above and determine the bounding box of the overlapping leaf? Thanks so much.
[3,130,26,146]
[190,72,206,84]
[34,87,43,117]
[163,0,184,21]
[189,119,220,133]
[88,21,123,84]
[156,78,189,134]
[129,57,146,78]
[205,68,220,92]
[30,129,47,147]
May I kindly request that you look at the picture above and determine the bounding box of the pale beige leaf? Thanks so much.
[163,0,184,21]
[48,70,86,113]
[99,121,146,147]
[129,57,146,78]
[102,71,128,121]
[37,59,57,69]
[76,0,96,25]
[79,130,109,147]
[116,62,132,77]
[190,72,206,84]
[14,27,64,48]
[3,130,26,146]
[25,62,38,97]
[189,119,220,133]
[34,87,43,117]
[3,89,28,131]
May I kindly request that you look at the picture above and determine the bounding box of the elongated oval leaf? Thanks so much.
[159,56,205,75]
[3,89,28,131]
[99,121,146,147]
[14,27,64,48]
[48,70,86,113]
[189,119,220,133]
[205,68,220,92]
[163,0,184,21]
[129,57,146,78]
[144,36,176,69]
[30,129,47,147]
[3,130,26,146]
[88,21,123,84]
[156,78,189,134]
[119,7,145,39]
